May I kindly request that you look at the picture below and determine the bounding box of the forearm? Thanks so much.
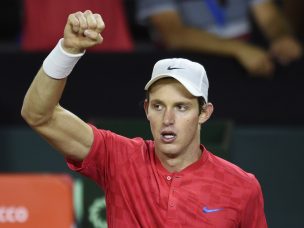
[22,37,85,126]
[21,69,67,126]
[252,2,293,41]
[163,27,249,58]
[150,11,253,58]
[260,11,291,41]
[162,26,276,76]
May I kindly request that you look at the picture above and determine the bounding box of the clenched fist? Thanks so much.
[62,10,105,54]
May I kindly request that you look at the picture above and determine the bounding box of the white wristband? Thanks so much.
[42,38,85,79]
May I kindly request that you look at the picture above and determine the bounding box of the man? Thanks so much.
[21,10,267,227]
[136,0,303,77]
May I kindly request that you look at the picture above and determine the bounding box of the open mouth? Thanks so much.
[161,131,177,143]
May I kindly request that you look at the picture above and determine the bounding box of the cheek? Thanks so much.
[148,116,160,134]
[181,116,200,131]
[182,113,199,123]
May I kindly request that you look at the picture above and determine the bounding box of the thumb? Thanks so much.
[84,30,103,43]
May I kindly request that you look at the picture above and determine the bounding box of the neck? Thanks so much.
[156,146,202,173]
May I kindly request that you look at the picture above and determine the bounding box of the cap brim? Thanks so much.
[144,74,202,97]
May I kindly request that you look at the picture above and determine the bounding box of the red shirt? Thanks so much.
[67,125,267,227]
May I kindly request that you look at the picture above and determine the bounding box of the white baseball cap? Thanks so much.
[144,58,209,102]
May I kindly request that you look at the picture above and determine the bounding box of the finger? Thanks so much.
[263,61,274,76]
[84,9,92,15]
[84,10,97,30]
[251,58,273,77]
[74,11,88,35]
[286,45,302,59]
[94,14,105,33]
[84,30,103,43]
[68,13,80,33]
[258,59,274,77]
[270,47,293,65]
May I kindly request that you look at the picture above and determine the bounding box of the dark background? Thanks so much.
[1,0,304,227]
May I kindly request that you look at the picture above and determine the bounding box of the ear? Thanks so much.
[144,99,150,120]
[198,103,214,124]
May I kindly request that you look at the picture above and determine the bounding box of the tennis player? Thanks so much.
[21,10,267,227]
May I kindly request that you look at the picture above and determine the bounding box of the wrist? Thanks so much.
[213,38,248,59]
[62,38,85,54]
[42,38,85,79]
[231,42,262,60]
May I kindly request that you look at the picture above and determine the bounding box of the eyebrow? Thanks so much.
[150,99,193,106]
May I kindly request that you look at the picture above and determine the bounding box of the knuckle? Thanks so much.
[94,14,104,23]
[88,17,97,29]
[68,14,74,20]
[96,23,105,32]
[80,23,88,30]
[75,11,83,17]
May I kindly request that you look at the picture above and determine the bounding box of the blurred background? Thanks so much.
[0,0,304,227]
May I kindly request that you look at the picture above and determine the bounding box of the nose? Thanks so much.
[163,108,175,126]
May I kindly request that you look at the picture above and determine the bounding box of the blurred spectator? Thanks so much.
[21,0,134,52]
[136,0,303,77]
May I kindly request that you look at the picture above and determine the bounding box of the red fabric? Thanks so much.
[66,124,268,227]
[22,0,134,52]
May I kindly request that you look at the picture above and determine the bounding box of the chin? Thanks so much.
[156,143,181,158]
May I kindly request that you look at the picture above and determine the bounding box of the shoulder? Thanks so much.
[92,124,145,143]
[91,124,155,152]
[205,150,259,188]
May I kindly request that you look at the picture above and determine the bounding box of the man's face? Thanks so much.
[145,78,206,159]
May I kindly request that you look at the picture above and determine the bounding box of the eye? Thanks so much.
[177,104,188,111]
[152,103,163,111]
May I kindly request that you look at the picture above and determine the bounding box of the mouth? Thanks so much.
[160,130,177,143]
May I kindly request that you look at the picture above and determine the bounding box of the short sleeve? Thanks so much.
[240,176,268,227]
[66,124,112,188]
[66,124,146,190]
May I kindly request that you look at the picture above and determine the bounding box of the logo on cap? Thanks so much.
[167,66,184,70]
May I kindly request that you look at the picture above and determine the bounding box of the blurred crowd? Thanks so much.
[1,0,304,77]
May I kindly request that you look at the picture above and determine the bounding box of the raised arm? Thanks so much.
[21,10,105,161]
